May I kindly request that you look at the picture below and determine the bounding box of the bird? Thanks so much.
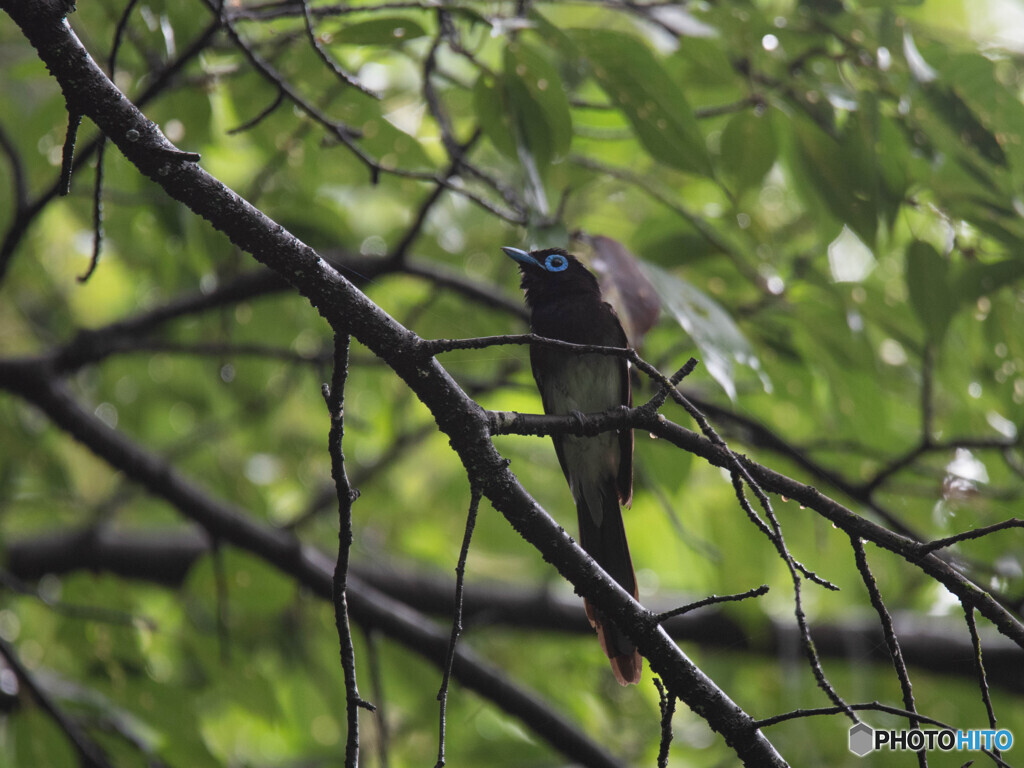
[503,245,642,685]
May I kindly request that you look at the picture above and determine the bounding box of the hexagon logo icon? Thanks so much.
[849,722,874,756]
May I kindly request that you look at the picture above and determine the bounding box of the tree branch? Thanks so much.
[0,635,113,768]
[7,531,1023,694]
[324,332,371,767]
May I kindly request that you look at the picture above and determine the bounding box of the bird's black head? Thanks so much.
[502,246,600,306]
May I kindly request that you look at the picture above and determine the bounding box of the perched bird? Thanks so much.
[503,245,642,685]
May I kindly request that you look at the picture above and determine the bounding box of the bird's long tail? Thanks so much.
[577,479,642,685]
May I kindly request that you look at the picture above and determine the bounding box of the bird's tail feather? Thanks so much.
[578,479,642,686]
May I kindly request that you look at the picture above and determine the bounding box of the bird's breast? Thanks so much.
[541,353,622,415]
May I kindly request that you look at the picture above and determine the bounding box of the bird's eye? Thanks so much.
[545,254,568,272]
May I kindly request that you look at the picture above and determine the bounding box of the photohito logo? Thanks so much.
[849,723,873,757]
[849,723,1014,756]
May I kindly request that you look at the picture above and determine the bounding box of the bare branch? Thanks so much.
[0,123,28,210]
[850,536,922,741]
[919,519,1024,556]
[436,486,481,768]
[59,111,82,196]
[8,533,1024,695]
[655,585,769,623]
[0,635,113,768]
[963,607,999,732]
[79,137,105,282]
[653,678,676,768]
[325,332,373,768]
[227,88,285,134]
[300,0,380,98]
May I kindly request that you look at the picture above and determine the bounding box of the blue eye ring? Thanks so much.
[545,254,568,272]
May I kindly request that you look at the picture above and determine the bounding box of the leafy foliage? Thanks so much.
[1,0,1023,766]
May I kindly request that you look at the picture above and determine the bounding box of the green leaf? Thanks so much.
[923,85,1006,167]
[504,42,573,165]
[474,43,572,170]
[357,113,433,171]
[905,240,955,342]
[568,28,711,176]
[331,17,428,45]
[718,109,778,193]
[640,262,769,399]
[527,10,583,86]
[673,37,737,90]
[918,47,1024,173]
[956,258,1024,306]
[473,72,516,159]
[788,117,880,247]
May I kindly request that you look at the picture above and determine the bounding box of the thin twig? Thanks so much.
[79,138,105,282]
[59,112,83,195]
[325,332,374,768]
[655,584,769,623]
[0,636,113,768]
[300,0,380,98]
[850,535,921,760]
[109,0,143,74]
[435,486,481,768]
[754,701,1013,768]
[755,700,951,730]
[423,31,459,158]
[0,123,29,210]
[963,606,999,733]
[227,88,286,134]
[388,129,482,264]
[653,678,676,768]
[77,0,144,283]
[730,473,852,720]
[918,519,1024,556]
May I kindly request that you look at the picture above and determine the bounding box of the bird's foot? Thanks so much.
[569,409,587,433]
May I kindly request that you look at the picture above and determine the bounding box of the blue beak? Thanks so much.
[502,246,541,268]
